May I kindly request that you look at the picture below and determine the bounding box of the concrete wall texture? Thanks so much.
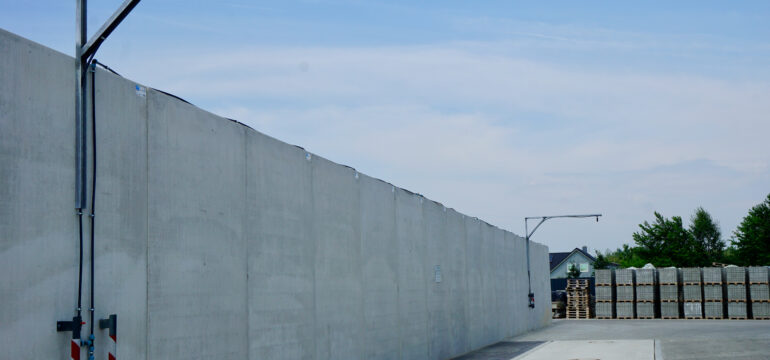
[0,28,551,359]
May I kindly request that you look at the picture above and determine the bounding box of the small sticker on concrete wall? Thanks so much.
[434,265,442,283]
[135,84,146,97]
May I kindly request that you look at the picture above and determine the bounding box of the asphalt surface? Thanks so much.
[455,319,770,360]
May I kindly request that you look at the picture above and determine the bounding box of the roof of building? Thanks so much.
[549,247,596,271]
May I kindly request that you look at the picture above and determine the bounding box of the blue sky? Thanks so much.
[2,1,769,252]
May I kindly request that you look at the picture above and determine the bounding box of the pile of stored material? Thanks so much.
[703,267,724,319]
[726,267,748,319]
[749,267,769,319]
[595,269,615,319]
[583,267,770,320]
[615,269,635,319]
[635,268,657,319]
[566,279,591,319]
[682,268,703,319]
[659,267,680,319]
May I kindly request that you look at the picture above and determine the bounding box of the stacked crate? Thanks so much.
[566,279,591,319]
[615,269,635,319]
[726,267,747,319]
[659,267,680,319]
[635,268,657,318]
[595,269,615,319]
[703,267,725,319]
[682,268,703,319]
[749,267,769,320]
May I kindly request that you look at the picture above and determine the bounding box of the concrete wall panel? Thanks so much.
[247,133,315,359]
[0,29,77,359]
[359,176,400,360]
[396,189,429,359]
[424,200,450,360]
[146,91,248,359]
[90,68,149,360]
[311,157,364,360]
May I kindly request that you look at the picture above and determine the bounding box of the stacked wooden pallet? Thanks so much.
[595,269,615,319]
[615,269,635,319]
[682,268,703,319]
[703,267,725,319]
[566,279,592,319]
[659,267,680,319]
[726,267,748,319]
[749,267,770,320]
[635,268,657,319]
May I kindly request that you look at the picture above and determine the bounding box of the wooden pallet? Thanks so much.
[683,282,702,285]
[661,317,680,319]
[703,282,723,285]
[749,281,769,285]
[595,316,614,319]
[616,283,634,286]
[751,299,770,303]
[704,299,723,302]
[616,317,634,319]
[660,299,679,302]
[728,317,748,320]
[636,300,655,303]
[596,299,613,303]
[752,317,770,320]
[727,299,747,303]
[727,282,746,285]
[636,282,655,286]
[637,316,655,319]
[616,300,635,303]
[659,282,678,286]
[685,316,703,319]
[705,317,724,319]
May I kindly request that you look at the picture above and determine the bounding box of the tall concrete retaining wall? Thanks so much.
[0,28,551,359]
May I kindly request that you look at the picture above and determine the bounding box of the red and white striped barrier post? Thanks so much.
[71,338,81,360]
[100,314,117,360]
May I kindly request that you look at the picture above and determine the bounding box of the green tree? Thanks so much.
[593,251,611,270]
[732,194,770,266]
[604,244,646,268]
[689,207,725,264]
[632,212,702,267]
[567,263,581,278]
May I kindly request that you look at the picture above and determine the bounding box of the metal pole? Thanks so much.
[524,214,601,309]
[75,0,87,210]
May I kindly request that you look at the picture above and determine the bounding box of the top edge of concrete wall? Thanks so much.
[2,26,538,244]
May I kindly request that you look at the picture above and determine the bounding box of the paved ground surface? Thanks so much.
[514,339,654,360]
[455,319,770,360]
[452,341,544,360]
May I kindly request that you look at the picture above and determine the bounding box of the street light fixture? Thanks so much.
[524,213,602,308]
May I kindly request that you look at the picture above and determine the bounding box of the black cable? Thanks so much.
[89,61,97,336]
[77,209,83,317]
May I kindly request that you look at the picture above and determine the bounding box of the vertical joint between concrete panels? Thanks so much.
[144,90,150,360]
[310,158,318,360]
[243,128,249,360]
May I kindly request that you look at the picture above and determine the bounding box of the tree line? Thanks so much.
[595,193,770,269]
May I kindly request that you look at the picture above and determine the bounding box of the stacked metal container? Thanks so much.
[658,267,680,319]
[749,267,769,319]
[635,268,657,318]
[726,267,747,319]
[682,268,703,319]
[702,267,725,319]
[595,269,615,319]
[615,268,635,318]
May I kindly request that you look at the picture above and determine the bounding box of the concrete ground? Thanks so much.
[454,319,770,360]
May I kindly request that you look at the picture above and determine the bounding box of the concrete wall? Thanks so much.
[0,28,551,360]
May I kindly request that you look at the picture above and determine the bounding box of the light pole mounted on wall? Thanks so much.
[524,213,601,308]
[58,1,141,360]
